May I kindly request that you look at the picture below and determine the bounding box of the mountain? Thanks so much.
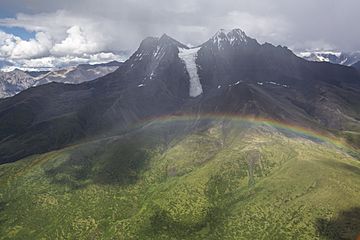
[25,70,50,78]
[297,50,360,66]
[34,61,123,86]
[0,69,37,98]
[0,29,359,239]
[0,29,359,163]
[0,61,122,98]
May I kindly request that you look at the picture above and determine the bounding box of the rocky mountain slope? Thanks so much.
[0,29,359,163]
[0,70,37,98]
[0,61,122,98]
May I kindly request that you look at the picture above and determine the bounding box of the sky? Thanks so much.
[0,0,359,71]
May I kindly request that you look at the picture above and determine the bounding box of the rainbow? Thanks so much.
[131,113,354,150]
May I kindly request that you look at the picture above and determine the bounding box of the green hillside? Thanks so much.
[0,119,359,239]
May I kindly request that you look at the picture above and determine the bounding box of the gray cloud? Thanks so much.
[0,0,359,70]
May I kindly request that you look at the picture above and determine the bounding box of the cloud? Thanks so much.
[221,11,290,45]
[0,31,51,60]
[11,32,52,59]
[0,31,17,58]
[0,10,127,70]
[0,27,126,71]
[0,10,136,50]
[296,40,337,52]
[0,0,360,71]
[51,25,99,56]
[2,52,125,72]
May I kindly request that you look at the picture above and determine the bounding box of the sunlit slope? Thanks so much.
[0,120,359,239]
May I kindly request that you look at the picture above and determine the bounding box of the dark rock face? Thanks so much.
[0,29,359,164]
[352,61,360,72]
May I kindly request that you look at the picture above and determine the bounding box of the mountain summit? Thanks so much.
[210,28,252,48]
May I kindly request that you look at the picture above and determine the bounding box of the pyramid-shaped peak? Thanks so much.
[159,34,188,48]
[137,34,188,54]
[138,36,159,50]
[159,33,173,41]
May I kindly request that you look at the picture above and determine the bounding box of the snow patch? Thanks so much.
[149,72,155,80]
[154,46,161,58]
[228,80,242,87]
[340,58,348,65]
[297,51,342,58]
[257,81,288,88]
[178,47,203,97]
[267,81,288,88]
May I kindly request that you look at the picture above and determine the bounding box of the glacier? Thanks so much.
[178,47,203,97]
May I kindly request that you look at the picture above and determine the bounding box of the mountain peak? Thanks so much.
[213,28,248,40]
[214,28,246,36]
[159,33,171,40]
[209,28,251,49]
[159,34,188,49]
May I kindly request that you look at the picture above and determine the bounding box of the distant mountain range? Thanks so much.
[296,50,360,66]
[0,61,122,98]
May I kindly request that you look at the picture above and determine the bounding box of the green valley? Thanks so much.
[0,119,359,239]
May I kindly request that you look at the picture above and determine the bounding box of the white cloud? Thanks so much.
[88,52,124,63]
[222,11,290,46]
[0,31,17,58]
[0,30,52,59]
[51,25,99,56]
[0,10,88,40]
[11,32,52,59]
[0,28,125,71]
[0,11,127,71]
[2,52,125,72]
[0,10,129,50]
